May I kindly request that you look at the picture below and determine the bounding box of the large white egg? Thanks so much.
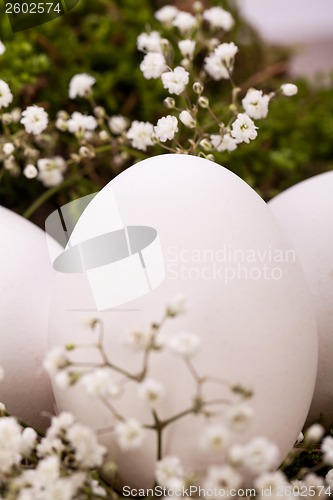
[269,171,333,428]
[0,206,55,430]
[47,154,317,488]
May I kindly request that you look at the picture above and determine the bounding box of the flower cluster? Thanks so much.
[0,398,108,499]
[0,3,298,217]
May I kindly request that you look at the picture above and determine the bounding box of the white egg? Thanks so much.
[269,171,333,428]
[0,206,55,430]
[47,154,317,488]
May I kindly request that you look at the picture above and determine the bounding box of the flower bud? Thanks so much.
[193,81,204,94]
[94,106,106,118]
[199,138,212,151]
[198,96,209,108]
[179,110,196,128]
[280,83,298,96]
[99,130,109,141]
[305,424,324,444]
[206,154,215,162]
[193,1,203,13]
[164,97,176,109]
[2,113,12,125]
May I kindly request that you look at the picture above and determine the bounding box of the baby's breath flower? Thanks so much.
[67,423,106,467]
[203,7,234,31]
[226,403,254,431]
[3,142,14,155]
[155,456,185,489]
[280,83,298,96]
[108,115,128,134]
[0,40,5,55]
[47,412,75,439]
[242,88,270,120]
[161,66,189,95]
[204,42,238,80]
[179,110,196,128]
[231,113,258,144]
[115,419,145,451]
[69,73,96,99]
[155,5,178,25]
[21,105,48,135]
[81,368,122,399]
[211,133,238,152]
[140,52,167,79]
[125,329,152,350]
[168,331,200,357]
[55,370,74,389]
[137,31,163,53]
[193,81,204,94]
[201,423,230,453]
[173,11,197,35]
[198,96,209,108]
[178,39,196,59]
[167,292,185,316]
[296,432,304,445]
[200,138,212,151]
[154,115,178,142]
[322,436,333,465]
[44,347,70,376]
[126,120,154,151]
[138,378,165,407]
[20,427,38,456]
[305,423,325,444]
[67,112,98,134]
[11,107,21,122]
[0,80,13,109]
[204,465,242,492]
[164,96,176,109]
[254,471,288,496]
[37,156,66,187]
[232,437,280,475]
[23,164,38,179]
[325,469,333,487]
[0,417,22,474]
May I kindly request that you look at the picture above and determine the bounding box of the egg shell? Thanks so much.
[48,154,317,487]
[268,171,333,428]
[0,206,55,430]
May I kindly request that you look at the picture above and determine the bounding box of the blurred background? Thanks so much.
[0,0,332,227]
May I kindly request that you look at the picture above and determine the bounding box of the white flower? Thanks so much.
[0,40,5,55]
[254,471,288,496]
[115,419,145,451]
[325,469,333,487]
[11,107,21,123]
[140,52,167,79]
[67,423,106,467]
[55,370,72,389]
[231,113,258,144]
[155,456,185,489]
[138,378,165,407]
[155,5,178,25]
[242,88,270,119]
[37,156,66,187]
[23,164,38,179]
[3,142,14,155]
[178,39,196,59]
[168,331,200,357]
[154,115,178,142]
[173,11,197,35]
[36,455,60,485]
[204,465,242,493]
[69,73,96,99]
[137,31,163,53]
[161,66,189,95]
[21,105,48,135]
[281,83,298,96]
[233,437,280,475]
[167,292,185,316]
[37,437,64,458]
[215,42,238,68]
[203,7,234,31]
[43,347,69,376]
[0,80,13,109]
[109,115,128,134]
[81,368,122,399]
[211,133,238,152]
[322,436,333,465]
[125,330,152,350]
[67,111,97,134]
[201,423,230,453]
[226,403,254,431]
[179,110,196,128]
[305,423,325,443]
[126,120,154,151]
[204,53,229,80]
[0,417,22,473]
[296,432,304,445]
[20,427,37,456]
[46,412,75,440]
